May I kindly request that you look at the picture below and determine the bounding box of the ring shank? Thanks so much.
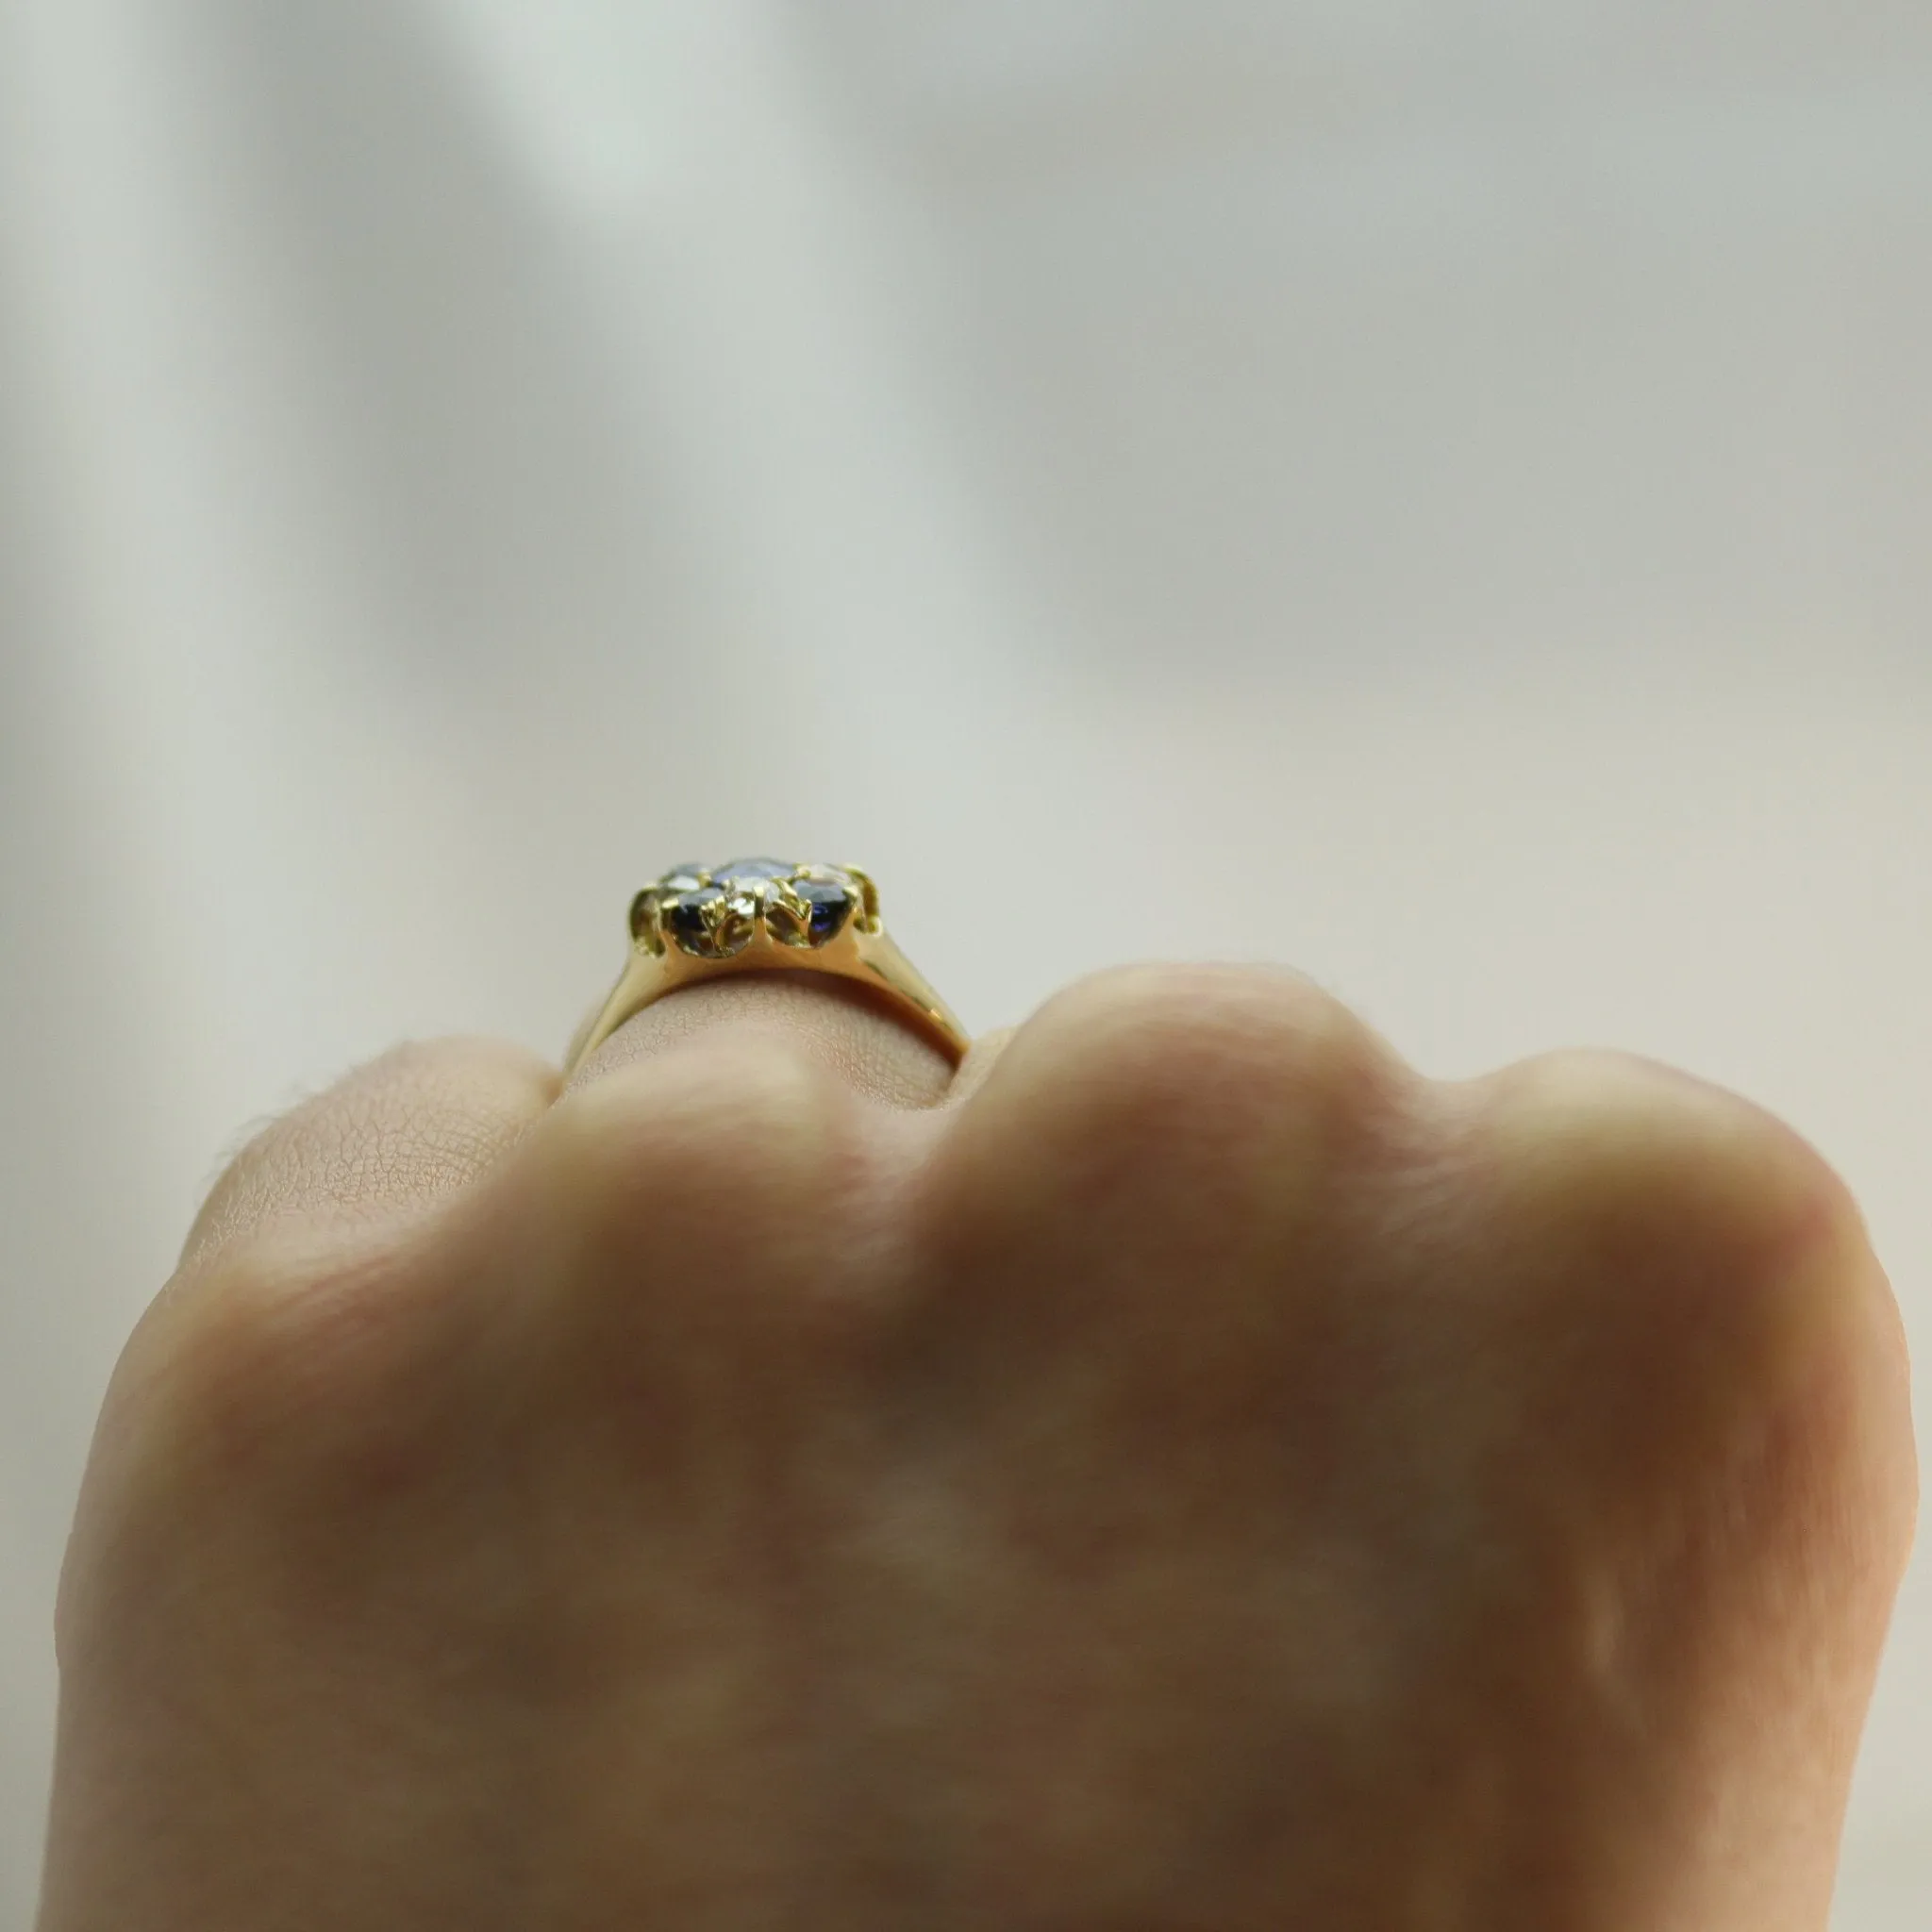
[564,926,969,1075]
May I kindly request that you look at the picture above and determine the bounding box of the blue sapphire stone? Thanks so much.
[798,878,853,943]
[665,888,720,944]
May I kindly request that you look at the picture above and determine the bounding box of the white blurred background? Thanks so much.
[2,2,1928,1924]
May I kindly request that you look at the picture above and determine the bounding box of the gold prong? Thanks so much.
[761,877,795,943]
[841,863,881,932]
[629,889,665,955]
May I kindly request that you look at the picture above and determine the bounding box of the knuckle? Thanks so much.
[932,962,1407,1265]
[182,1035,555,1271]
[1480,1049,1857,1292]
[1018,960,1391,1147]
[1475,1049,1914,1536]
[508,1031,873,1351]
[538,1032,854,1242]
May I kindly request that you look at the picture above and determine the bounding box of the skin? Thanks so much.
[36,963,1918,1930]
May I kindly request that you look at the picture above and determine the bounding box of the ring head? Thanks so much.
[634,858,863,960]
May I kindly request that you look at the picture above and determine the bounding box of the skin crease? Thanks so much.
[36,964,1918,1932]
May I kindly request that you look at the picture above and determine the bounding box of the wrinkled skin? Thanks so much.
[38,965,1917,1931]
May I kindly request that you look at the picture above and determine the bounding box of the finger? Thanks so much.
[178,1036,561,1275]
[941,1023,1017,1108]
[566,973,962,1110]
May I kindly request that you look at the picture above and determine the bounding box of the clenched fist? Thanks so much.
[38,965,1916,1930]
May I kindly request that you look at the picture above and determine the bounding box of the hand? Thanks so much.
[38,965,1916,1930]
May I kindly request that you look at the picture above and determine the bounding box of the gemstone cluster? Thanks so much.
[630,858,868,960]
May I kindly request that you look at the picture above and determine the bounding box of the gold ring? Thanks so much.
[563,857,970,1075]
